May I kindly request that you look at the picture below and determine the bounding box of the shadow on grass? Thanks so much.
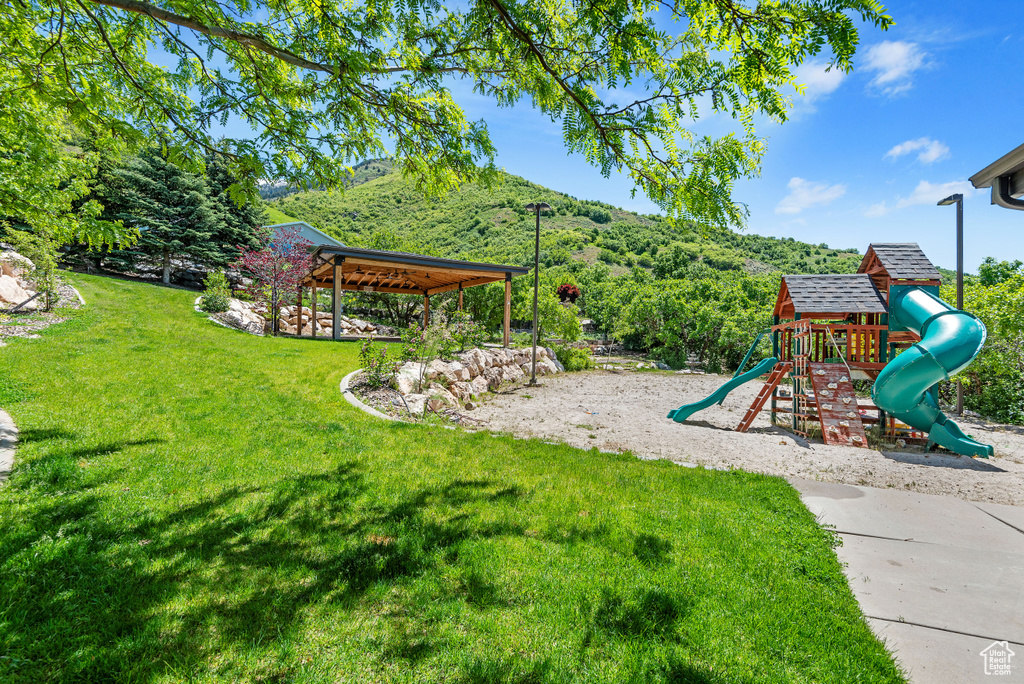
[0,461,532,682]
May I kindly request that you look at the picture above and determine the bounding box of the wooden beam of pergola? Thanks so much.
[300,245,530,345]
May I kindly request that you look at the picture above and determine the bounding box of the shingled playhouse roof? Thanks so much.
[859,243,941,281]
[777,274,888,317]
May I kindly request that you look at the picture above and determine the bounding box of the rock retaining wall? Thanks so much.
[276,305,383,336]
[198,298,389,338]
[391,346,565,416]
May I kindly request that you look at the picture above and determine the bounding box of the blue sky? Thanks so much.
[450,0,1024,273]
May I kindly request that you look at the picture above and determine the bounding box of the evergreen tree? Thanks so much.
[112,148,221,284]
[205,152,269,261]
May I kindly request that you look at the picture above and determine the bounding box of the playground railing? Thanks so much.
[772,322,889,370]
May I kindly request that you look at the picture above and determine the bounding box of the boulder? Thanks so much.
[0,275,36,310]
[394,362,426,395]
[447,360,471,382]
[537,359,559,376]
[426,386,458,411]
[402,393,427,417]
[471,376,490,396]
[426,359,449,381]
[460,349,486,377]
[513,350,530,366]
[449,381,473,401]
[503,363,525,383]
[482,366,503,390]
[0,250,33,278]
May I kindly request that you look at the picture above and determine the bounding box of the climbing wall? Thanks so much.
[808,363,868,448]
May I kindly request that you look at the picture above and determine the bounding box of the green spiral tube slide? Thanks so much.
[871,287,994,458]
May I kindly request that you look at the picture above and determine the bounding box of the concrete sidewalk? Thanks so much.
[791,478,1024,683]
[0,408,15,485]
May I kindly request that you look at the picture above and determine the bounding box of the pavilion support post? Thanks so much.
[458,283,464,311]
[503,273,511,347]
[332,259,342,340]
[297,285,303,336]
[311,281,317,338]
[423,295,430,329]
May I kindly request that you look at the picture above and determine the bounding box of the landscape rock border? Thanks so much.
[0,408,16,486]
[340,369,405,423]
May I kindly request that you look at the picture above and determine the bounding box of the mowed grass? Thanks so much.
[0,275,904,683]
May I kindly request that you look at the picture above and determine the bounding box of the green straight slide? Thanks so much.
[668,357,779,422]
[872,287,994,458]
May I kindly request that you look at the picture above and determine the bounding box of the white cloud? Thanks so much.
[885,137,950,164]
[793,62,845,102]
[864,41,926,95]
[864,180,975,217]
[776,177,847,215]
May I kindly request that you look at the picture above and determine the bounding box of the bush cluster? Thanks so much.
[199,269,231,313]
[555,345,593,372]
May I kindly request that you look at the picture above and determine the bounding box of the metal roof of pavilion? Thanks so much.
[303,245,530,296]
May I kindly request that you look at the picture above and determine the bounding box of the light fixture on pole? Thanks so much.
[525,201,551,386]
[937,192,964,416]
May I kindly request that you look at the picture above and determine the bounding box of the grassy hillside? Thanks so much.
[259,158,395,202]
[263,205,300,224]
[268,167,864,275]
[0,275,904,682]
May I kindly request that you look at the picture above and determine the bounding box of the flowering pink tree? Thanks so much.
[234,227,312,335]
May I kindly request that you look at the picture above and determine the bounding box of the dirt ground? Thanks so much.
[472,369,1024,507]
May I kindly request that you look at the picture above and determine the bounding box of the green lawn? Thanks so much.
[0,275,904,683]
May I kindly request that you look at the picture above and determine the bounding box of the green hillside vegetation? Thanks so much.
[259,159,396,202]
[264,205,299,225]
[268,168,864,275]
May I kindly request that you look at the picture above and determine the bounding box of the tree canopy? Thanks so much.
[3,0,890,228]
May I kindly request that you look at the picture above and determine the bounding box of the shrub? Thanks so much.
[556,283,580,303]
[199,269,231,313]
[555,345,593,372]
[449,310,486,353]
[400,324,427,363]
[359,337,397,389]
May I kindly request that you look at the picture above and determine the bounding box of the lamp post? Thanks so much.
[937,192,964,416]
[525,201,551,386]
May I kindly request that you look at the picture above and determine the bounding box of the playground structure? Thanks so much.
[669,243,995,458]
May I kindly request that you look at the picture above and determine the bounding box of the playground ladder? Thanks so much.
[737,362,793,433]
[791,320,815,438]
[807,362,869,448]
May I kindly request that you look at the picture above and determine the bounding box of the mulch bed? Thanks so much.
[0,280,82,345]
[348,372,487,428]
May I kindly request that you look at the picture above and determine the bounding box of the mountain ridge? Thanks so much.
[265,163,866,276]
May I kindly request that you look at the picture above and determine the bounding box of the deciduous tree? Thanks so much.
[235,227,311,334]
[2,0,891,227]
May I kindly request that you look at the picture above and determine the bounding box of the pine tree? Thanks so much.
[205,152,269,263]
[111,149,222,284]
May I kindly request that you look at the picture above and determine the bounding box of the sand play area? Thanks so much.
[473,369,1024,507]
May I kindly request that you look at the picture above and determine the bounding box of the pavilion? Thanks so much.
[296,245,530,345]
